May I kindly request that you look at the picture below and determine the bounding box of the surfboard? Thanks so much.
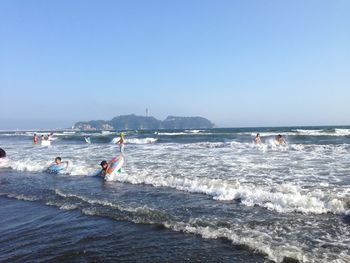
[111,137,120,144]
[47,163,67,174]
[105,155,124,181]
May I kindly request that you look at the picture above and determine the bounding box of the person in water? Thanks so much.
[99,157,122,177]
[41,135,45,141]
[48,132,54,140]
[275,134,286,145]
[33,133,38,144]
[115,132,125,153]
[0,148,6,158]
[54,157,69,167]
[99,160,109,177]
[255,133,262,144]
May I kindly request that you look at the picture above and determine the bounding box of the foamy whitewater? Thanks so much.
[0,126,350,262]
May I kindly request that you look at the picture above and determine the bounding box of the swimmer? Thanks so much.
[255,133,262,144]
[99,160,110,178]
[275,134,286,145]
[48,132,54,141]
[54,157,69,167]
[98,156,123,178]
[47,157,69,174]
[33,133,38,144]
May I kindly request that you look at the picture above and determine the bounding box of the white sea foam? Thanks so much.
[54,189,156,215]
[335,128,350,136]
[0,158,50,172]
[166,222,310,263]
[112,171,348,215]
[2,131,350,216]
[157,131,213,136]
[53,190,349,263]
[3,137,348,215]
[111,137,158,144]
[249,128,350,137]
[126,138,158,144]
[156,132,188,136]
[63,131,76,134]
[53,191,289,261]
[2,187,349,263]
[0,192,39,201]
[184,130,204,133]
[295,128,350,136]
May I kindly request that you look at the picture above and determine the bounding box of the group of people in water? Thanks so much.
[30,131,286,176]
[254,133,286,145]
[33,132,54,144]
[45,132,126,177]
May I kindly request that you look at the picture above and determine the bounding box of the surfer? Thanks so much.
[33,133,38,144]
[115,132,125,153]
[275,134,286,145]
[255,133,262,144]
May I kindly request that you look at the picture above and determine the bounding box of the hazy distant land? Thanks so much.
[73,114,215,130]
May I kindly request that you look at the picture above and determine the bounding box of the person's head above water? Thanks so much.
[55,157,62,164]
[100,160,108,170]
[256,133,260,137]
[0,148,6,158]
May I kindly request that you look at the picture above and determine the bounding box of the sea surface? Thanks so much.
[0,126,350,262]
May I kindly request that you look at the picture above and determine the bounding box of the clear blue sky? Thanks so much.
[0,0,349,129]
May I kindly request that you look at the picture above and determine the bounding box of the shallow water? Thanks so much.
[0,126,350,262]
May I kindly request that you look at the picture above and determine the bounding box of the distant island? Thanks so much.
[73,114,215,130]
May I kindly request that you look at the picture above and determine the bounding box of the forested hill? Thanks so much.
[73,114,215,130]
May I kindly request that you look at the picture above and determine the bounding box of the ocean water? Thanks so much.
[0,126,350,262]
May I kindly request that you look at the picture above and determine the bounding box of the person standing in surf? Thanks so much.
[33,133,38,144]
[275,134,286,145]
[115,132,125,153]
[48,132,54,140]
[255,133,262,144]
